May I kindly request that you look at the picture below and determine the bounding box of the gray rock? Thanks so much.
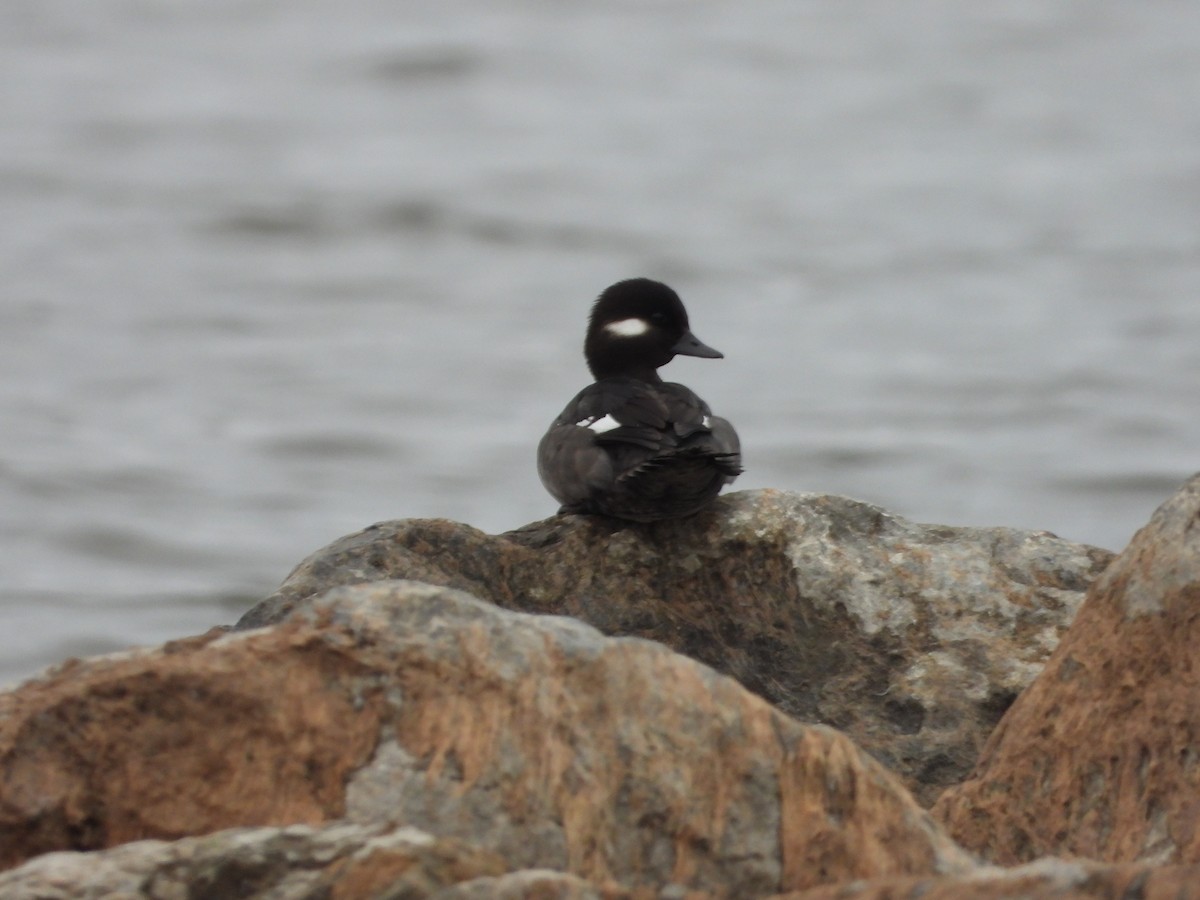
[0,822,505,900]
[434,870,605,900]
[238,489,1113,803]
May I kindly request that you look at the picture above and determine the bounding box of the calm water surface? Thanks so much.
[2,1,1198,684]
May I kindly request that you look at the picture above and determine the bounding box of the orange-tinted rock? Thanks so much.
[239,489,1111,804]
[0,581,973,893]
[0,630,382,870]
[934,473,1200,865]
[317,826,508,899]
[775,858,1200,899]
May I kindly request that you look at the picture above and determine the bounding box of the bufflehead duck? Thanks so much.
[537,278,741,521]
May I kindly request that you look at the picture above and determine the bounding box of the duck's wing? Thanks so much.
[657,383,742,476]
[555,378,672,452]
[537,379,666,509]
[538,379,741,514]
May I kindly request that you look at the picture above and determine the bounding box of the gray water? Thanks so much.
[3,1,1198,686]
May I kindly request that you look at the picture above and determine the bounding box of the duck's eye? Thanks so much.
[649,312,667,326]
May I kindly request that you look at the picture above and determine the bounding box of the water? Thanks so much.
[2,1,1198,686]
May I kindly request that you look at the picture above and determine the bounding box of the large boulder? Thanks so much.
[935,473,1200,865]
[239,489,1113,804]
[0,581,974,894]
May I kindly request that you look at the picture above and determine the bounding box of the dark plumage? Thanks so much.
[537,278,742,521]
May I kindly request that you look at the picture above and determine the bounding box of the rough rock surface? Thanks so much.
[437,870,610,899]
[778,858,1200,899]
[8,832,1200,900]
[935,473,1200,865]
[0,822,507,900]
[238,489,1113,803]
[0,581,974,893]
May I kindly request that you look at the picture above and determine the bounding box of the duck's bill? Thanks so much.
[671,330,723,359]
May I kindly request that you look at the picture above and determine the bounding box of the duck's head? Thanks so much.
[584,278,722,381]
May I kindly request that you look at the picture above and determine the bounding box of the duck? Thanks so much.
[537,278,741,522]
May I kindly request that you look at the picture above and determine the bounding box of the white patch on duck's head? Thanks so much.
[603,317,651,338]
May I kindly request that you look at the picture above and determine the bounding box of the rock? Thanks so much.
[238,489,1113,804]
[0,630,379,870]
[774,858,1200,899]
[437,870,610,899]
[0,581,974,894]
[0,822,507,900]
[934,473,1200,865]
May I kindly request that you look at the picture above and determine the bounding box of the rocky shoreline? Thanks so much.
[1,477,1198,898]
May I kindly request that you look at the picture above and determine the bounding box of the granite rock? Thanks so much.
[776,857,1200,899]
[0,581,974,894]
[935,472,1200,865]
[0,822,506,900]
[239,489,1113,803]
